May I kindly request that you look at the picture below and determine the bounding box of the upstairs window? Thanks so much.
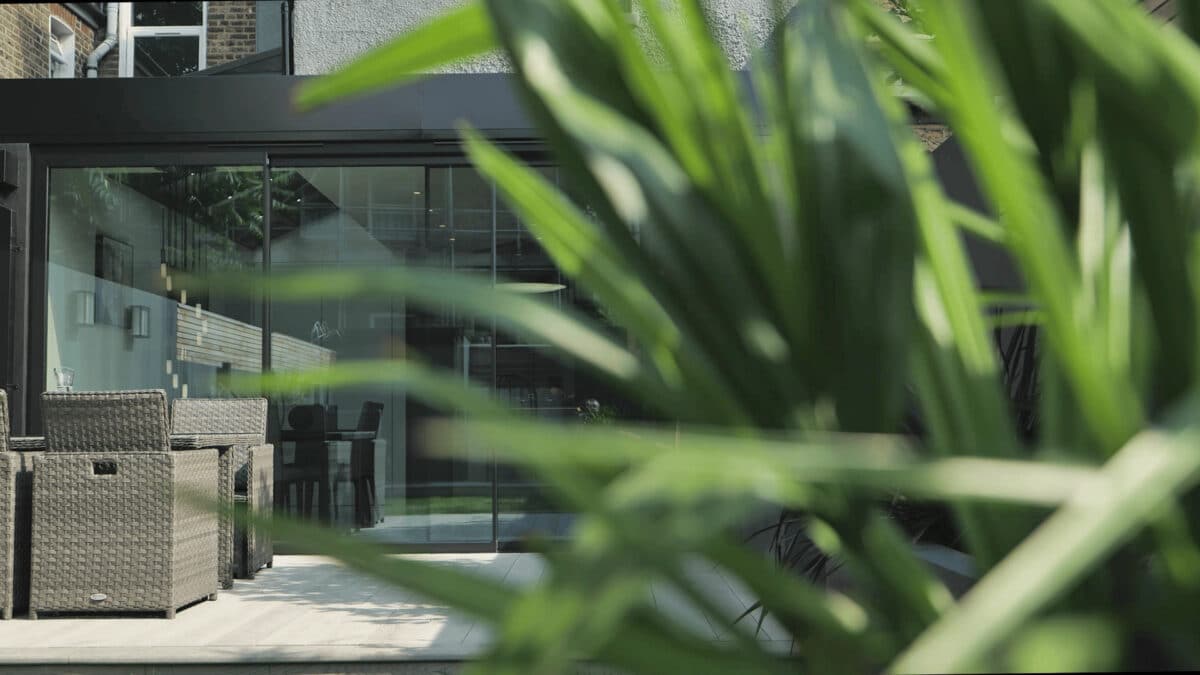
[118,1,207,77]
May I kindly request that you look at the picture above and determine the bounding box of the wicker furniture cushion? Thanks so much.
[42,390,170,453]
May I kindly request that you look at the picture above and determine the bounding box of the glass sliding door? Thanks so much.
[45,165,264,399]
[268,165,495,545]
[402,166,495,542]
[43,156,631,551]
[492,167,637,544]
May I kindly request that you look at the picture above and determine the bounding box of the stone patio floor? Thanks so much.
[0,554,790,674]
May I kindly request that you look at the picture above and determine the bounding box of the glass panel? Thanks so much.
[493,167,638,543]
[133,36,201,77]
[46,166,264,397]
[268,166,495,544]
[132,2,203,26]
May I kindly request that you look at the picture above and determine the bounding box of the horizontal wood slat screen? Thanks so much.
[176,304,335,372]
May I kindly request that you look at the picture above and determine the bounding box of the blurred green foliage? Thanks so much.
[234,0,1200,671]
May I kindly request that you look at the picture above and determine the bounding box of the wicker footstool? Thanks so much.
[29,390,220,619]
[29,450,220,618]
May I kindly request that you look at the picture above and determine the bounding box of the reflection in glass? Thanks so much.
[46,160,641,549]
[269,166,497,544]
[492,167,637,542]
[132,1,203,26]
[46,166,264,398]
[133,36,201,76]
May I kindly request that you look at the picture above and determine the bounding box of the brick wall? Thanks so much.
[0,2,258,79]
[207,1,257,68]
[0,3,99,79]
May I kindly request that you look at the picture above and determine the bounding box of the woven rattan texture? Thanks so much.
[6,435,211,451]
[9,452,38,617]
[29,450,219,616]
[0,453,13,620]
[43,390,171,453]
[217,449,234,589]
[170,399,272,581]
[170,450,221,610]
[0,389,8,454]
[183,433,261,448]
[238,444,274,577]
[171,398,267,441]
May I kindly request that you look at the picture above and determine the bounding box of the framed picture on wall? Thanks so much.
[95,234,133,326]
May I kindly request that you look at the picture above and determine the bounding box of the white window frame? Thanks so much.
[48,15,76,78]
[117,1,207,78]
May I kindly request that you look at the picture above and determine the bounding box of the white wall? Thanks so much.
[46,264,177,393]
[292,0,796,75]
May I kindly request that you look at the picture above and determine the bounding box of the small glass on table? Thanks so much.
[53,367,75,392]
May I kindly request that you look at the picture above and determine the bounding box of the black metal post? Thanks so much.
[280,1,293,75]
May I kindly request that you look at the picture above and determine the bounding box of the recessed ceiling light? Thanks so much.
[495,282,567,294]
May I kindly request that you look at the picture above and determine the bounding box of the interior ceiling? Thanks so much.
[297,166,425,211]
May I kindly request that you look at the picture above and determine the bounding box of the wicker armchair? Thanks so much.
[29,390,219,619]
[171,397,273,586]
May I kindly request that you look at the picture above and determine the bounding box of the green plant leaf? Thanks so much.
[919,0,1144,456]
[186,267,669,405]
[439,419,1098,507]
[227,360,509,418]
[891,396,1200,673]
[294,1,496,110]
[460,125,751,425]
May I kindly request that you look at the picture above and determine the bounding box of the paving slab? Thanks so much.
[0,552,799,669]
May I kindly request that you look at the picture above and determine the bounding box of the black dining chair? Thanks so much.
[276,404,329,522]
[349,402,383,528]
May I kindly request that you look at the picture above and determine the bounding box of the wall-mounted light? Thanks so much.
[74,290,95,325]
[128,305,150,338]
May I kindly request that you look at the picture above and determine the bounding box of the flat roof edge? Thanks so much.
[0,74,534,145]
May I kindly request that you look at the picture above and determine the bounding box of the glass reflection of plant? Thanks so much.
[130,1,203,76]
[156,168,312,282]
[50,169,120,229]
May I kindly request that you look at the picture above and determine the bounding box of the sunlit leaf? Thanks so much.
[294,1,496,109]
[892,398,1200,673]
